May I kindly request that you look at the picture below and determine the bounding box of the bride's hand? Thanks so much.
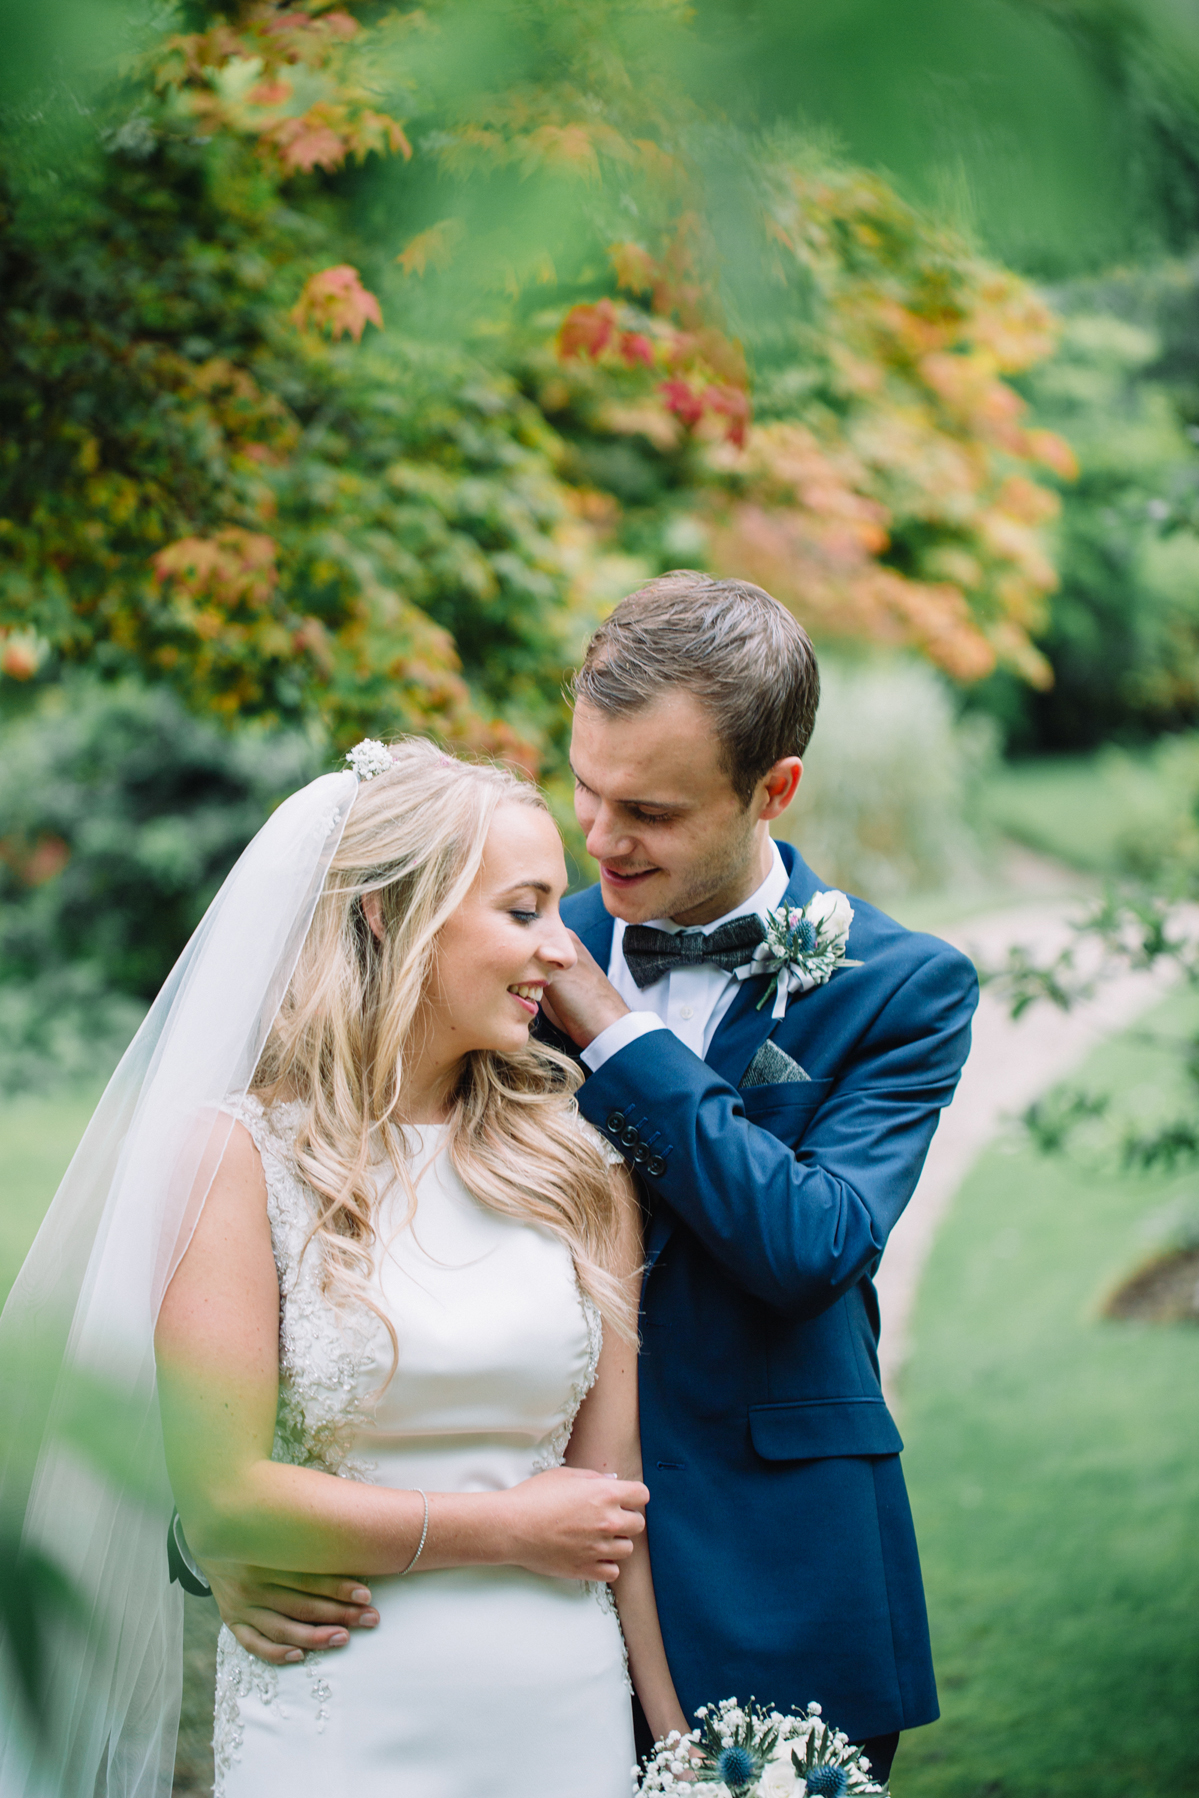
[499,1465,648,1581]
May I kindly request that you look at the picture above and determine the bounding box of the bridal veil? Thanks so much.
[0,769,357,1797]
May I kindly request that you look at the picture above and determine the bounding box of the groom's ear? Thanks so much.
[757,757,803,822]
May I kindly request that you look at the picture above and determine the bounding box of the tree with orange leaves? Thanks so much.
[0,0,1076,770]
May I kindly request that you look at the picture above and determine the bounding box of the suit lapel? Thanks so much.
[645,843,821,1268]
[704,845,819,1088]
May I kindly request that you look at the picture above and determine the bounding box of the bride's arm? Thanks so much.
[563,1163,690,1748]
[155,1122,647,1583]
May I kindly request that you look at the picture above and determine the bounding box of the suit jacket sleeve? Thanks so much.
[575,944,978,1315]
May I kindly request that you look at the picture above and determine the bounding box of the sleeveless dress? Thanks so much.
[212,1097,634,1798]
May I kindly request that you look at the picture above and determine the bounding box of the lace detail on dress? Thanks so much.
[213,1628,336,1796]
[226,1094,383,1482]
[213,1095,383,1788]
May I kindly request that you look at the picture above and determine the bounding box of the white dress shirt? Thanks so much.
[580,840,790,1072]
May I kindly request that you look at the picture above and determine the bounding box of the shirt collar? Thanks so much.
[641,837,790,936]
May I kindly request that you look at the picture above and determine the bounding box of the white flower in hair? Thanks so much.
[345,739,393,782]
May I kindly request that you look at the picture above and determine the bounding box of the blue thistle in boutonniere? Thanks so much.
[735,890,862,1019]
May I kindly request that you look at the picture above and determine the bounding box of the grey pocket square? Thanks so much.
[739,1040,811,1089]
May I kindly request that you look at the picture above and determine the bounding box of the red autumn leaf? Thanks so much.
[659,377,705,430]
[557,300,617,361]
[321,9,359,39]
[262,11,317,34]
[291,265,383,343]
[527,123,600,179]
[153,529,279,609]
[248,78,293,107]
[619,332,654,369]
[0,633,42,680]
[705,383,752,447]
[0,832,69,886]
[269,114,349,174]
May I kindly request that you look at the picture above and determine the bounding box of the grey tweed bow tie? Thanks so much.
[622,915,766,990]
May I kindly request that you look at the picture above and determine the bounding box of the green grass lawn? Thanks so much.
[0,1085,106,1306]
[979,753,1135,872]
[895,989,1199,1798]
[978,744,1199,880]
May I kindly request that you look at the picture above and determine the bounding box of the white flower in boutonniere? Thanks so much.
[736,890,861,1019]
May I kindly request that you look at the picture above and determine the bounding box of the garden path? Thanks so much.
[876,897,1176,1403]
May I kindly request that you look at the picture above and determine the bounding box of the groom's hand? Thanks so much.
[203,1561,380,1666]
[541,932,629,1049]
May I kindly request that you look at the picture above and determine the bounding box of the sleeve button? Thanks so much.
[620,1124,641,1147]
[606,1111,626,1133]
[646,1155,667,1178]
[632,1143,649,1164]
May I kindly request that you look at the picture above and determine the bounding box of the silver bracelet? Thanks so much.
[400,1488,428,1576]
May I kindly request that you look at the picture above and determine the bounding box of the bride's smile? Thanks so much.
[374,801,578,1121]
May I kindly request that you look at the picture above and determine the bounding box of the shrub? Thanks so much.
[0,679,322,1005]
[775,657,996,902]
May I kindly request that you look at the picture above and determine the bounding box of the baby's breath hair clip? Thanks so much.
[344,739,394,782]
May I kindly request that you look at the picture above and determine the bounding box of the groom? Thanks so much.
[203,572,977,1779]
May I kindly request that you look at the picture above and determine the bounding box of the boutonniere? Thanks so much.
[736,890,862,1018]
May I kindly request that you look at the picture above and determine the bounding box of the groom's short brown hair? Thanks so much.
[572,570,820,806]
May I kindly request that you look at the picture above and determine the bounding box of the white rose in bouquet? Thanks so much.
[759,1754,802,1796]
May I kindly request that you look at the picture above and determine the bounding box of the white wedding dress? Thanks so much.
[212,1097,634,1798]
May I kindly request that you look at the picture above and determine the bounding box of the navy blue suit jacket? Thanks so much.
[560,842,978,1741]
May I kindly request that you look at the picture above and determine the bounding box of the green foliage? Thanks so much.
[775,659,997,902]
[690,0,1199,280]
[0,86,595,756]
[982,734,1199,881]
[0,678,321,1005]
[1,0,1080,767]
[971,274,1199,752]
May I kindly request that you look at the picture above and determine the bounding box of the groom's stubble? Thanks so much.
[569,691,786,928]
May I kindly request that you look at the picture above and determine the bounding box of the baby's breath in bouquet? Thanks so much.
[636,1699,888,1798]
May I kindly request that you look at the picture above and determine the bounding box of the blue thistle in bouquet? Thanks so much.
[790,1706,883,1797]
[636,1697,890,1797]
[689,1700,778,1794]
[804,1767,848,1797]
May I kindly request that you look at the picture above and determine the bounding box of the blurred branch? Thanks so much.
[986,885,1199,1163]
[981,887,1199,1018]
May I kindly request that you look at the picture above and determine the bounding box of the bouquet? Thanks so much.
[636,1699,889,1797]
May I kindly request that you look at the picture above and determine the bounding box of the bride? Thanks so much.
[0,739,686,1798]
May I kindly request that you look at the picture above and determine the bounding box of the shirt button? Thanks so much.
[678,1004,694,1020]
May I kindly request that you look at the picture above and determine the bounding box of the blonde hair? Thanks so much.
[253,737,635,1356]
